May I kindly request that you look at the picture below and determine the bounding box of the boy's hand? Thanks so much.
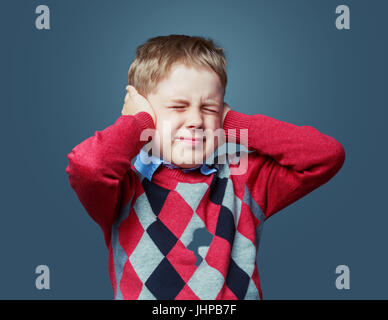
[222,102,231,127]
[122,85,156,125]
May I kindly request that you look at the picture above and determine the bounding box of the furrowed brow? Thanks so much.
[203,100,220,107]
[169,98,190,104]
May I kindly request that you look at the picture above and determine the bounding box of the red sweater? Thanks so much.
[66,110,345,300]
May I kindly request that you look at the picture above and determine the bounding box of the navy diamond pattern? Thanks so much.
[147,219,178,256]
[226,258,250,299]
[142,178,170,215]
[209,176,228,205]
[215,205,236,246]
[145,258,186,300]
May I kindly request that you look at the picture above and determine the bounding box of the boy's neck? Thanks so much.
[150,163,216,189]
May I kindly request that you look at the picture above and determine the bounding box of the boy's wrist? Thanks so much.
[121,111,155,133]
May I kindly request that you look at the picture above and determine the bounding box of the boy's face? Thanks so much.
[146,63,225,168]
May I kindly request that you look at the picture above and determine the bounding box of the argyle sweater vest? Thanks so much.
[66,110,345,300]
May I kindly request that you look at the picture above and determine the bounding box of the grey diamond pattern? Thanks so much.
[231,230,256,277]
[133,192,157,230]
[129,232,164,283]
[137,284,157,300]
[244,279,260,300]
[179,212,207,248]
[175,182,208,211]
[243,184,266,252]
[187,259,225,300]
[111,194,135,299]
[222,178,242,227]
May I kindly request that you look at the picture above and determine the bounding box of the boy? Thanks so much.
[66,34,345,300]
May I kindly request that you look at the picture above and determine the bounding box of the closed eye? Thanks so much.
[203,108,218,113]
[169,106,186,112]
[169,106,218,113]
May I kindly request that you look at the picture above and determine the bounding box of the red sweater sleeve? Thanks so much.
[223,110,345,220]
[65,112,155,244]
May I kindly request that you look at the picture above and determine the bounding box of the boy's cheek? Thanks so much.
[152,128,176,160]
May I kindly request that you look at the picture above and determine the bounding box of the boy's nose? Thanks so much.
[186,108,203,128]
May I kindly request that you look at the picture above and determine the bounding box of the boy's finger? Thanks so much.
[127,86,136,96]
[131,86,139,94]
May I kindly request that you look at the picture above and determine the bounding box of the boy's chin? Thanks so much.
[169,157,205,169]
[164,145,218,169]
[174,162,203,169]
[169,151,216,169]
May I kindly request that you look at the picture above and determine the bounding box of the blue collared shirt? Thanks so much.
[134,148,218,181]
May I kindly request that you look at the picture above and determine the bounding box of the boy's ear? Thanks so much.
[222,102,231,126]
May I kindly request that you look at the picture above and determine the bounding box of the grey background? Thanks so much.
[2,0,387,299]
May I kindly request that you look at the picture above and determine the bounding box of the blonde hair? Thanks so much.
[128,34,227,96]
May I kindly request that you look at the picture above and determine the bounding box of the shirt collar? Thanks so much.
[134,148,217,181]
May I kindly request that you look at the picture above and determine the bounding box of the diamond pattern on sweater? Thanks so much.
[141,178,170,216]
[119,259,143,299]
[243,184,265,222]
[195,196,221,235]
[133,192,157,230]
[166,239,197,283]
[175,284,200,300]
[222,178,242,226]
[203,235,231,277]
[216,283,238,299]
[145,257,186,299]
[215,205,236,246]
[244,279,260,300]
[129,232,164,283]
[236,202,259,244]
[242,184,266,252]
[209,176,228,205]
[158,191,195,239]
[111,158,266,300]
[179,212,206,246]
[111,194,135,299]
[231,231,256,277]
[175,182,209,211]
[187,226,213,266]
[187,259,225,300]
[147,218,178,256]
[226,258,251,299]
[137,284,156,299]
